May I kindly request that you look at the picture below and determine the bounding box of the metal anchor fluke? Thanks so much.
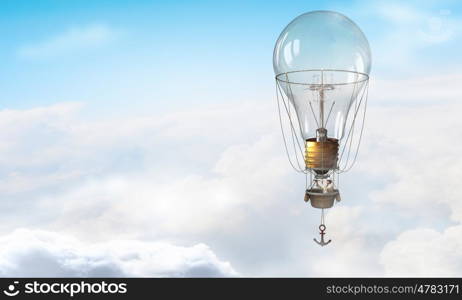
[313,224,331,246]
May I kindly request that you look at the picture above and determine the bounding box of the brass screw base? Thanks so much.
[305,138,339,171]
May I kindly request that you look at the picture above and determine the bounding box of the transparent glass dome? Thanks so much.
[273,11,371,140]
[273,10,371,75]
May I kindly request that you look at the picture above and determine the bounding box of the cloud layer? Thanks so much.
[1,71,461,276]
[0,229,236,277]
[381,225,462,276]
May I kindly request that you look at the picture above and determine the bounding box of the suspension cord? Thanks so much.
[275,79,307,173]
[340,81,369,173]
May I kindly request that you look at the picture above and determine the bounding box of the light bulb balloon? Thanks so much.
[273,11,371,246]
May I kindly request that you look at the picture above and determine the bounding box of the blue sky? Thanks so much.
[1,0,461,113]
[0,0,461,277]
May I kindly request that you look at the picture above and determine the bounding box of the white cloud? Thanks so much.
[18,24,116,59]
[0,229,237,277]
[380,225,462,276]
[0,100,301,276]
[370,73,462,104]
[361,101,462,224]
[0,72,462,276]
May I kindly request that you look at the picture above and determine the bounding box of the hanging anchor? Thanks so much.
[313,224,331,246]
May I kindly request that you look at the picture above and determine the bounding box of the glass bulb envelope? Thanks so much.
[273,11,371,140]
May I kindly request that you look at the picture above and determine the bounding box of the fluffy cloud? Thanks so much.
[0,229,237,277]
[0,100,302,276]
[380,225,462,276]
[363,101,462,224]
[0,73,461,277]
[0,101,289,236]
[370,73,462,105]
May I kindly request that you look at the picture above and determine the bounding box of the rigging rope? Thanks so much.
[275,79,307,173]
[339,81,369,173]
